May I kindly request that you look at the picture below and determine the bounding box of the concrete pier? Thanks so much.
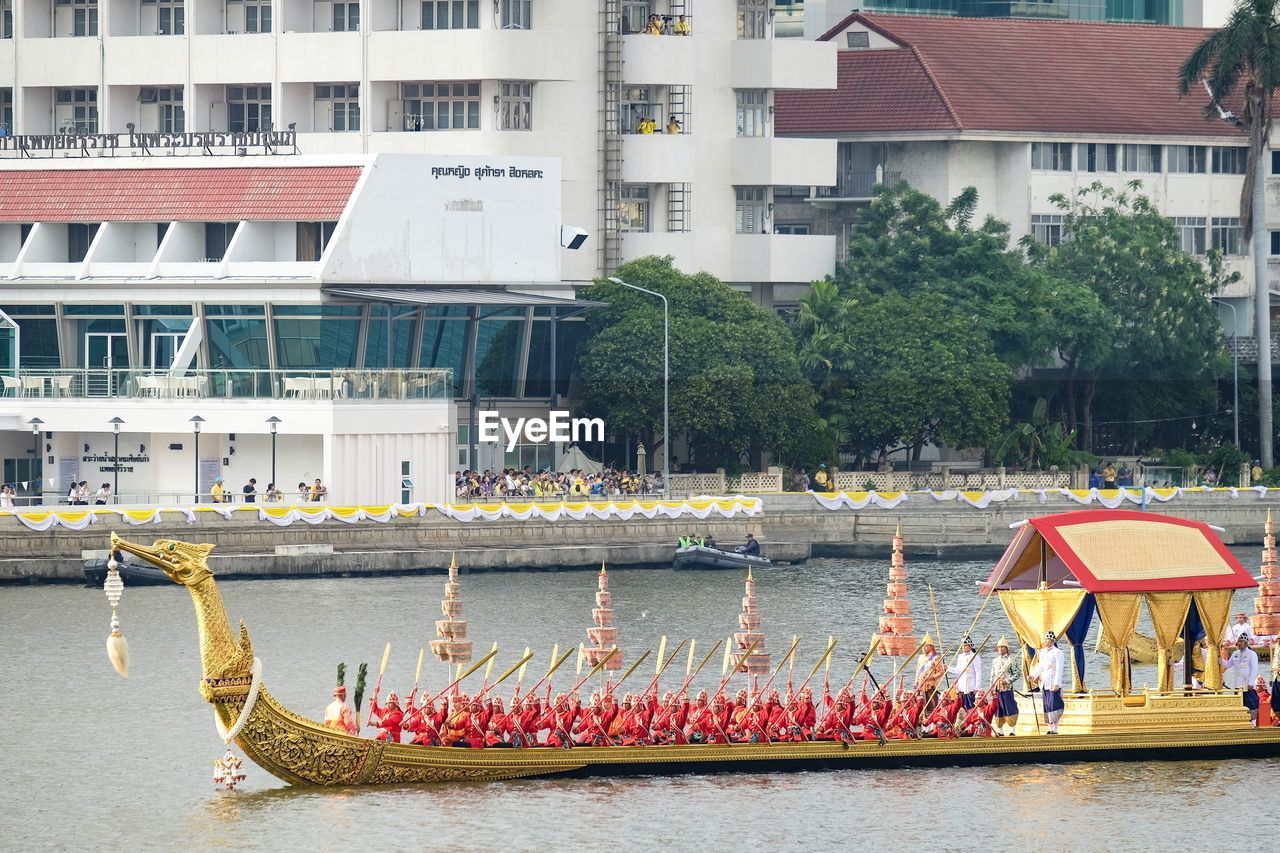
[1,490,1271,582]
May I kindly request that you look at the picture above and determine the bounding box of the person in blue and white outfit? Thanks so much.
[1222,634,1261,727]
[1031,631,1065,734]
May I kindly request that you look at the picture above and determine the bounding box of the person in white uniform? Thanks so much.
[1222,635,1261,726]
[948,636,983,711]
[1031,631,1065,734]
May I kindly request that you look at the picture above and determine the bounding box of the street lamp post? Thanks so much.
[1211,297,1241,450]
[109,416,124,504]
[605,276,669,498]
[27,417,43,507]
[190,415,205,504]
[266,416,282,490]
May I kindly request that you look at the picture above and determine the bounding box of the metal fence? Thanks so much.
[0,368,453,401]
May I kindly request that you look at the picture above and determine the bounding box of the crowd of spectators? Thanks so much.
[455,468,665,500]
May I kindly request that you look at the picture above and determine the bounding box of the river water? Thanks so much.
[4,554,1275,852]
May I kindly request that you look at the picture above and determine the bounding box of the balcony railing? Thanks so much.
[0,368,453,401]
[812,170,902,201]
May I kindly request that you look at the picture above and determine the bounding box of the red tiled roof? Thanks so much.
[776,14,1244,139]
[0,166,362,222]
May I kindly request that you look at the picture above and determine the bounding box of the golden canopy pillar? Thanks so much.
[981,510,1258,715]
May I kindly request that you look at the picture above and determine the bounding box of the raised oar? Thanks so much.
[787,634,799,693]
[512,647,532,698]
[639,638,687,698]
[823,635,834,694]
[685,640,697,681]
[928,584,951,690]
[674,639,725,697]
[370,642,392,709]
[568,646,620,694]
[412,648,425,697]
[839,634,883,694]
[794,637,838,696]
[528,646,575,696]
[612,649,652,692]
[759,634,801,696]
[869,638,930,701]
[475,649,535,700]
[428,645,500,704]
[716,638,760,696]
[721,637,733,679]
[480,641,499,691]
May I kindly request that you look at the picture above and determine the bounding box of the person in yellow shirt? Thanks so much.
[210,477,225,504]
[639,116,656,135]
[672,14,691,35]
[665,115,682,134]
[646,14,664,34]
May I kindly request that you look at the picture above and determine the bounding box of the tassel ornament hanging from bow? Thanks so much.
[104,553,130,678]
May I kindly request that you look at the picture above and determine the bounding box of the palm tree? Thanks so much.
[1179,0,1280,467]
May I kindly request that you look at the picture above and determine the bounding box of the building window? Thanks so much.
[140,86,185,132]
[399,82,480,131]
[737,0,767,39]
[296,222,336,261]
[68,223,99,262]
[227,0,272,33]
[2,0,13,38]
[1078,143,1117,173]
[1122,144,1162,173]
[315,83,359,131]
[0,88,11,134]
[228,85,272,132]
[1167,145,1206,174]
[735,90,766,138]
[500,0,530,28]
[735,186,767,234]
[620,86,657,134]
[1212,217,1245,255]
[1031,214,1063,246]
[1211,146,1248,175]
[774,223,810,235]
[618,185,650,232]
[1272,150,1280,175]
[55,87,97,133]
[1271,230,1280,256]
[422,0,478,29]
[1172,216,1206,255]
[1030,142,1072,171]
[497,82,532,131]
[846,31,870,49]
[331,0,359,30]
[400,461,413,504]
[141,0,185,34]
[204,222,237,262]
[620,0,648,34]
[56,0,99,37]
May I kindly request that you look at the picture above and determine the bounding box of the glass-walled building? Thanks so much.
[0,151,585,505]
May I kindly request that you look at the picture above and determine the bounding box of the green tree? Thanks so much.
[796,281,1010,465]
[1179,0,1280,466]
[836,182,1057,369]
[577,256,816,470]
[1023,182,1227,452]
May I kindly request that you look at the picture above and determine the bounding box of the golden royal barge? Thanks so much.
[103,510,1280,786]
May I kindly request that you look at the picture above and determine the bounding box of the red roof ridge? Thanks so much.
[906,43,963,130]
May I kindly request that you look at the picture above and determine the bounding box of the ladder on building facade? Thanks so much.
[599,0,624,275]
[667,183,690,233]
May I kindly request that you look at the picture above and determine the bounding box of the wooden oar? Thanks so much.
[475,649,535,700]
[787,634,799,692]
[412,648,425,696]
[759,634,801,695]
[480,641,498,691]
[639,638,687,697]
[569,646,619,694]
[674,639,724,696]
[512,647,532,698]
[371,642,392,706]
[428,645,500,703]
[613,649,652,691]
[528,646,574,696]
[928,585,951,690]
[839,634,883,694]
[716,638,760,696]
[794,637,838,695]
[868,638,930,700]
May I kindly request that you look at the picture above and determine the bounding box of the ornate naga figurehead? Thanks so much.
[109,532,254,697]
[110,532,215,585]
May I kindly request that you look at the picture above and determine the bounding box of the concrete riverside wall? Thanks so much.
[2,491,1272,582]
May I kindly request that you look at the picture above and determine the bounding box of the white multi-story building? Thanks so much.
[0,1,844,503]
[0,0,839,303]
[775,13,1263,340]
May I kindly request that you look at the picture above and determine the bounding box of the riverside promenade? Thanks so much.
[2,488,1273,582]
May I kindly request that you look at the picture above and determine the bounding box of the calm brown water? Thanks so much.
[4,554,1274,852]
